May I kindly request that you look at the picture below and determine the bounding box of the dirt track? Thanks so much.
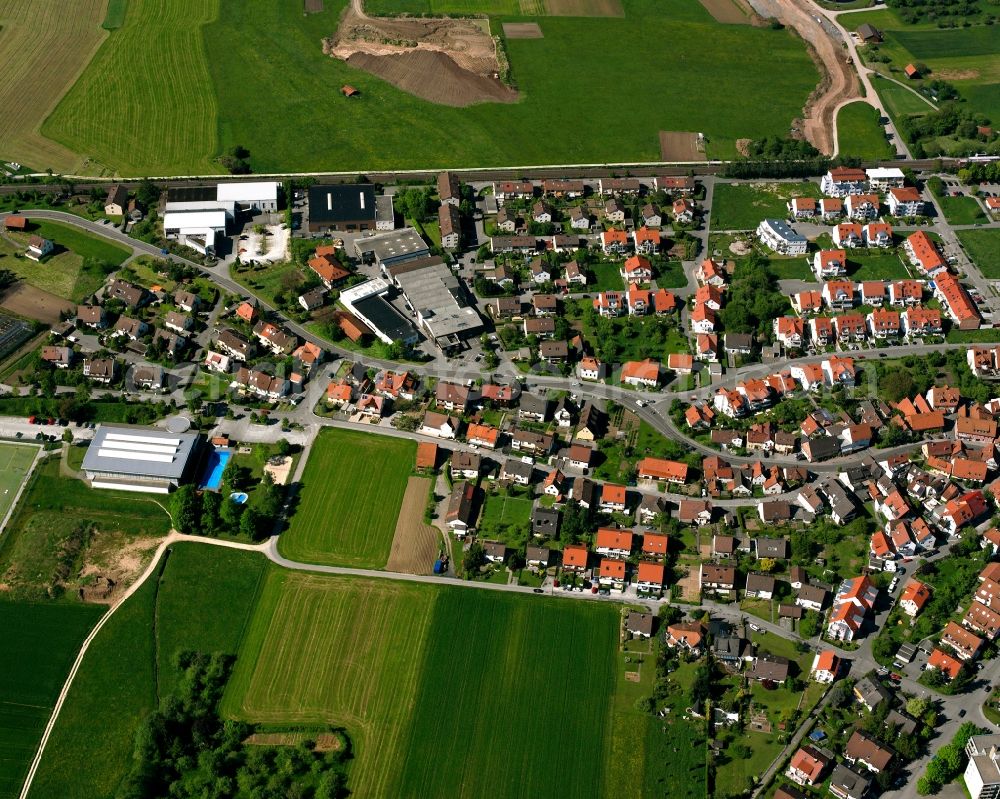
[325,0,517,105]
[747,0,860,154]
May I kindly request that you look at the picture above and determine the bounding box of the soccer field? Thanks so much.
[223,570,620,798]
[0,444,39,526]
[278,429,415,568]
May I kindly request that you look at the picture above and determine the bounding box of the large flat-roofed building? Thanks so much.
[966,735,1000,799]
[81,425,200,493]
[388,257,483,351]
[165,186,221,213]
[216,181,280,212]
[339,279,418,346]
[356,226,430,269]
[308,184,377,232]
[162,210,228,255]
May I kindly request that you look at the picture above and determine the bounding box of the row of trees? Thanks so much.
[917,721,988,795]
[116,652,349,799]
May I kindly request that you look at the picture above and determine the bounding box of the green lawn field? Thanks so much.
[934,194,988,226]
[836,102,894,160]
[478,493,533,538]
[710,181,821,231]
[847,252,910,280]
[872,75,934,117]
[29,544,265,799]
[278,428,415,568]
[27,221,130,265]
[223,570,620,798]
[39,0,818,173]
[0,601,103,799]
[0,443,38,523]
[5,220,130,302]
[958,229,1000,279]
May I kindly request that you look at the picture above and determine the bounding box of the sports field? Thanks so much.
[41,0,221,176]
[958,229,1000,279]
[35,0,817,173]
[29,544,266,799]
[0,443,38,526]
[836,102,894,160]
[224,570,620,798]
[0,0,108,173]
[0,601,103,799]
[278,428,415,567]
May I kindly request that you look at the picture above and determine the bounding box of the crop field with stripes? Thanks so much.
[40,0,221,176]
[0,0,108,173]
[223,571,621,798]
[278,428,415,568]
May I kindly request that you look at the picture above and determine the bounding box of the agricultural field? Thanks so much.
[0,0,108,173]
[224,571,621,798]
[3,220,130,302]
[28,544,266,799]
[958,229,1000,279]
[0,443,38,524]
[38,0,818,174]
[279,428,415,568]
[710,181,821,231]
[0,458,170,602]
[384,476,442,575]
[853,12,1000,125]
[836,102,894,160]
[41,0,221,176]
[0,601,103,799]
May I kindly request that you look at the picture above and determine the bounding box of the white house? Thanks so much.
[757,219,807,255]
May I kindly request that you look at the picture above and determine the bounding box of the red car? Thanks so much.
[890,673,903,682]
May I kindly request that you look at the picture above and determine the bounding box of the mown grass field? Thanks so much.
[41,0,221,176]
[710,180,821,231]
[477,493,533,537]
[279,428,415,568]
[224,571,620,798]
[0,443,38,523]
[847,252,910,280]
[0,601,103,799]
[836,102,894,160]
[0,0,108,173]
[872,75,934,117]
[934,193,988,226]
[39,0,816,173]
[958,229,1000,279]
[29,544,266,799]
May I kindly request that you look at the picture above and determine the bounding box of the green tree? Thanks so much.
[239,506,262,539]
[463,542,486,577]
[170,485,200,533]
[220,496,243,530]
[201,491,221,535]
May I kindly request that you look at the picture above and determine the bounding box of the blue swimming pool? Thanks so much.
[198,449,231,490]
